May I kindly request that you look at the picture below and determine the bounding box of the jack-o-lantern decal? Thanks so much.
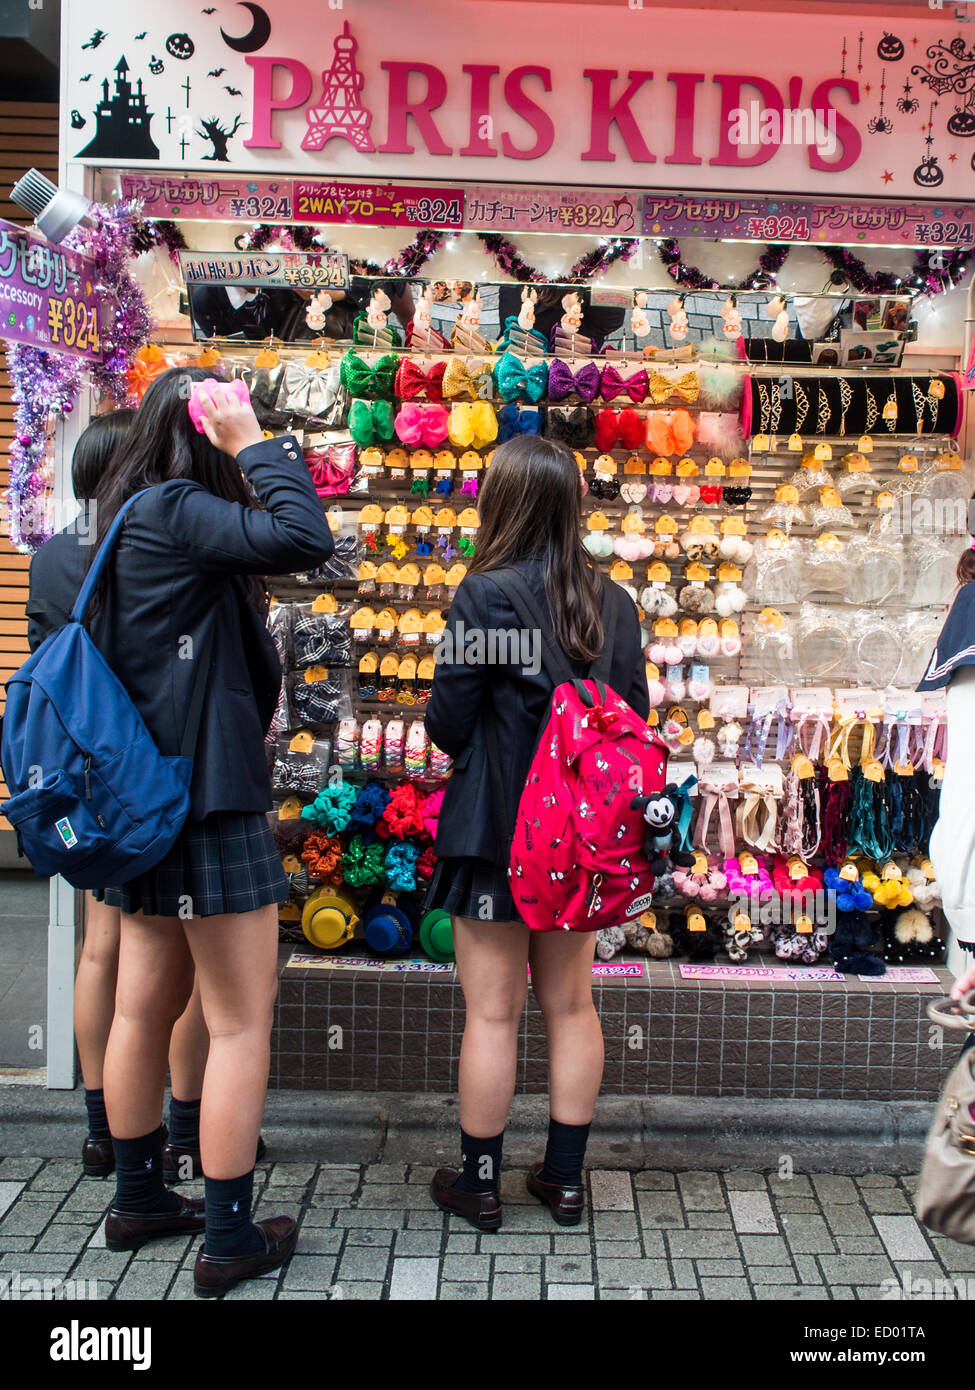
[165,32,195,60]
[877,33,905,63]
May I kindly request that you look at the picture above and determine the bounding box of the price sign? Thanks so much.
[0,219,110,360]
[294,181,464,228]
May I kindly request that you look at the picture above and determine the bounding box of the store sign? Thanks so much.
[642,195,975,247]
[177,248,349,289]
[63,1,975,199]
[0,219,109,360]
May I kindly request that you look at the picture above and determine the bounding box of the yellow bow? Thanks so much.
[442,357,491,400]
[648,369,700,406]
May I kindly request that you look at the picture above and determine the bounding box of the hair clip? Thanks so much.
[434,476,453,497]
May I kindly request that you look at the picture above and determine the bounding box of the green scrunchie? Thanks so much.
[341,833,386,887]
[349,398,395,447]
[340,347,399,400]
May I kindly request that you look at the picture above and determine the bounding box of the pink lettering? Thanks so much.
[710,74,784,167]
[582,69,656,163]
[666,72,705,166]
[502,66,554,159]
[808,78,861,172]
[460,64,499,157]
[378,62,452,155]
[243,56,313,150]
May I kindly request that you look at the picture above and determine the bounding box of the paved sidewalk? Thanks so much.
[1,1157,973,1300]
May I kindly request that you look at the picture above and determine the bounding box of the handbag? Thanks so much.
[917,988,975,1244]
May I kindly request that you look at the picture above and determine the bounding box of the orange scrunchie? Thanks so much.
[301,830,345,885]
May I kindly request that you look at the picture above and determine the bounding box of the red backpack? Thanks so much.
[482,570,667,933]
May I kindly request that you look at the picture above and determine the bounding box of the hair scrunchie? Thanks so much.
[300,830,345,885]
[385,839,420,891]
[421,786,445,841]
[300,781,358,834]
[342,833,387,887]
[416,845,438,883]
[377,781,426,840]
[349,779,391,832]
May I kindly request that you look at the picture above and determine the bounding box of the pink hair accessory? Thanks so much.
[187,377,250,432]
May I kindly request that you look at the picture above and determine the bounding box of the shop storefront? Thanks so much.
[29,0,975,1097]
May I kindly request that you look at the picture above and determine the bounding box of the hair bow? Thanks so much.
[599,364,649,404]
[448,401,499,449]
[493,351,549,404]
[349,398,395,447]
[442,357,491,400]
[497,403,543,442]
[283,362,346,419]
[339,350,398,400]
[394,402,449,447]
[646,409,696,456]
[547,359,601,404]
[594,407,644,452]
[305,443,357,498]
[394,358,447,402]
[647,369,700,406]
[544,406,594,449]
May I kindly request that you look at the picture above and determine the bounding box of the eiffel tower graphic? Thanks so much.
[302,21,374,153]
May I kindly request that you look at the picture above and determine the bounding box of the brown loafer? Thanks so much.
[105,1195,206,1252]
[526,1161,585,1226]
[82,1136,115,1179]
[193,1216,298,1299]
[430,1167,502,1232]
[164,1134,267,1184]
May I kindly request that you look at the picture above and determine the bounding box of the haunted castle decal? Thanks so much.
[79,57,160,160]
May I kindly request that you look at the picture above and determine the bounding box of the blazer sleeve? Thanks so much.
[424,576,492,758]
[158,435,334,575]
[615,593,651,720]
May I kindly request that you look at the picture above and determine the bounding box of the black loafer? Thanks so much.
[430,1167,502,1232]
[105,1195,206,1252]
[82,1136,115,1179]
[193,1216,298,1298]
[164,1134,267,1184]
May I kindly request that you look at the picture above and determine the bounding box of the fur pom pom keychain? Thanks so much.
[766,294,790,343]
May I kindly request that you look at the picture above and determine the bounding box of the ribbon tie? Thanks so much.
[339,350,398,400]
[647,369,700,406]
[736,780,779,852]
[547,359,601,404]
[497,403,543,442]
[600,364,649,404]
[442,356,492,400]
[284,362,344,417]
[693,778,738,859]
[395,357,447,402]
[493,351,549,403]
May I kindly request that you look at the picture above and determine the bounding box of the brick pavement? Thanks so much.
[1,1157,973,1300]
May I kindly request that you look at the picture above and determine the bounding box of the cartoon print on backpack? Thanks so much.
[630,783,693,874]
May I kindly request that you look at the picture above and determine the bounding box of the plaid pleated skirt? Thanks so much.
[93,812,288,919]
[424,856,523,924]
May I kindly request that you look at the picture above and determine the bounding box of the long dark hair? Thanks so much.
[71,408,135,501]
[87,366,266,613]
[467,435,603,661]
[958,490,975,586]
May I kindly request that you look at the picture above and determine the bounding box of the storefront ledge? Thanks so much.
[1,1089,933,1173]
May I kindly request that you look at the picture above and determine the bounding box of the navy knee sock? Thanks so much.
[168,1095,201,1150]
[203,1171,265,1258]
[541,1118,591,1187]
[453,1128,503,1194]
[84,1088,110,1142]
[112,1126,180,1215]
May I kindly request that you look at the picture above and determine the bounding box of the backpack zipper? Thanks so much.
[586,873,603,917]
[83,755,92,801]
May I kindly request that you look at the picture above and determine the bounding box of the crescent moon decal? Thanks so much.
[220,2,272,53]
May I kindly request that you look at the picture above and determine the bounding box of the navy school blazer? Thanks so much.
[25,435,333,819]
[424,560,650,867]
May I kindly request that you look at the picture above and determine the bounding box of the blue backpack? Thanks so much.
[1,491,211,887]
